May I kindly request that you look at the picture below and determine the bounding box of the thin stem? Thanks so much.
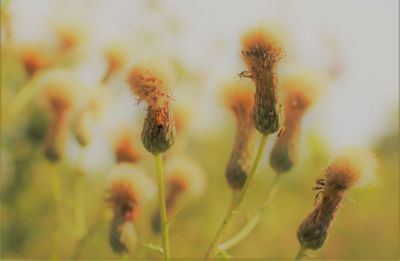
[50,163,61,259]
[154,153,170,259]
[294,246,307,261]
[204,134,269,259]
[74,172,86,239]
[218,174,282,251]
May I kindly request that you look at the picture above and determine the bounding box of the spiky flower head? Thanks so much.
[107,164,156,254]
[270,71,322,173]
[241,26,285,134]
[127,63,176,154]
[223,81,255,190]
[297,147,377,251]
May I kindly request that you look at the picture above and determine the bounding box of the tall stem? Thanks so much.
[218,174,281,251]
[50,163,61,258]
[294,246,306,261]
[204,134,269,259]
[154,153,170,259]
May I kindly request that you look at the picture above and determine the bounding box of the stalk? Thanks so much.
[294,246,306,261]
[218,174,281,251]
[154,153,170,259]
[204,134,269,259]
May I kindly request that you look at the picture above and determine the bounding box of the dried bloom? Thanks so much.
[270,72,322,173]
[107,164,156,253]
[127,63,176,154]
[20,46,51,77]
[223,82,255,190]
[41,70,79,161]
[241,26,285,134]
[297,147,377,251]
[56,23,84,50]
[114,130,141,163]
[151,157,205,232]
[102,44,129,83]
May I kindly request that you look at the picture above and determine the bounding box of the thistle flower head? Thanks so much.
[104,43,129,72]
[41,70,80,113]
[241,25,285,134]
[107,164,156,213]
[297,147,377,251]
[56,23,84,50]
[282,71,323,119]
[325,147,377,190]
[165,157,206,198]
[20,45,51,77]
[223,80,255,123]
[241,26,284,72]
[114,130,141,164]
[127,62,173,108]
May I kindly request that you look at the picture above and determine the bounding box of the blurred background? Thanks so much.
[1,0,398,259]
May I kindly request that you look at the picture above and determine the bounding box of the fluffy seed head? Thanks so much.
[241,26,284,71]
[282,71,323,119]
[325,147,377,190]
[127,63,173,108]
[165,157,206,198]
[41,70,80,113]
[107,164,156,212]
[114,130,141,164]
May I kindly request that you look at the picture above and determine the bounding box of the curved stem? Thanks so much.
[218,174,282,251]
[294,246,307,261]
[204,134,269,259]
[154,153,170,259]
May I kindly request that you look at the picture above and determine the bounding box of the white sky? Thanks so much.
[7,0,399,152]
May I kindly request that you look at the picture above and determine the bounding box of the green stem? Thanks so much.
[204,134,269,259]
[218,174,282,251]
[294,246,307,261]
[74,173,86,239]
[154,153,170,259]
[50,164,61,259]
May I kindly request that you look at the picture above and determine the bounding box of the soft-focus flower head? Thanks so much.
[325,147,377,190]
[127,61,174,108]
[165,157,206,198]
[19,45,52,77]
[55,22,85,50]
[222,79,255,120]
[241,25,285,71]
[114,129,142,164]
[282,70,325,116]
[104,43,131,72]
[107,163,156,208]
[40,70,82,113]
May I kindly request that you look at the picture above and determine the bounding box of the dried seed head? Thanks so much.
[141,99,176,154]
[41,71,80,161]
[165,156,206,198]
[241,26,285,134]
[20,46,51,77]
[223,82,256,190]
[114,130,141,164]
[325,147,377,190]
[107,164,156,210]
[297,147,377,250]
[270,72,322,173]
[56,23,84,50]
[127,63,173,108]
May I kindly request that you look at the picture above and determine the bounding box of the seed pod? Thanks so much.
[241,27,285,134]
[223,82,255,190]
[127,63,176,154]
[297,148,377,251]
[270,72,322,173]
